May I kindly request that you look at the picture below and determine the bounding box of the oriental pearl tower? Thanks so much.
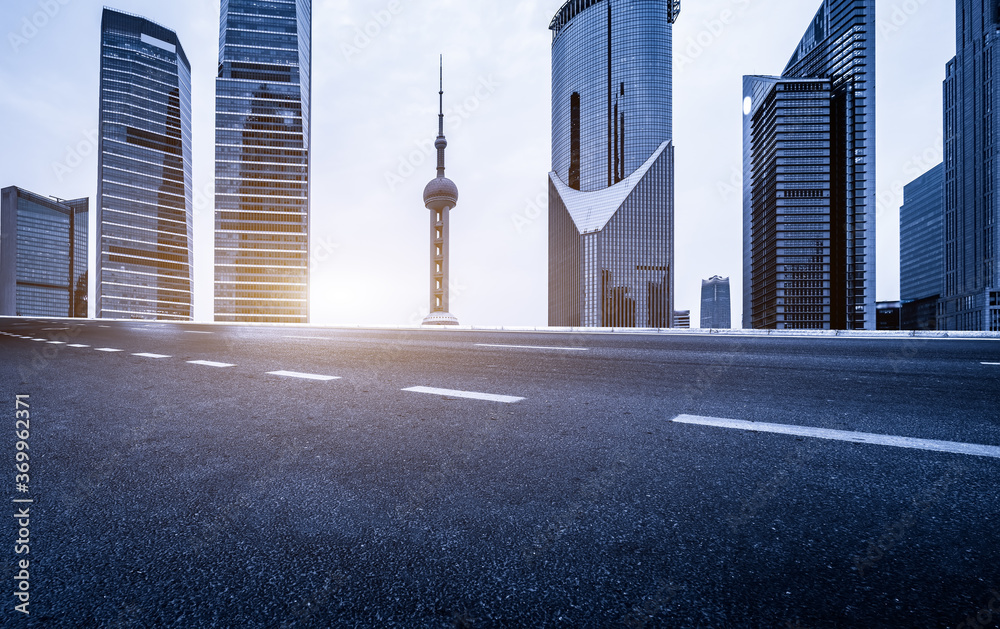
[421,57,460,326]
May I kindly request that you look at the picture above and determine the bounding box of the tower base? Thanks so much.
[422,312,459,326]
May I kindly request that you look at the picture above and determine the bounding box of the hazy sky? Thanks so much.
[0,0,955,327]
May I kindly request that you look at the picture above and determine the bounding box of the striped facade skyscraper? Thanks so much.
[214,0,312,323]
[548,0,680,328]
[96,8,193,320]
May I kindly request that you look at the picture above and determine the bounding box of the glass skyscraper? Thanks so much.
[548,0,679,328]
[214,0,312,324]
[96,8,193,320]
[900,164,944,330]
[1,187,88,318]
[700,275,731,329]
[940,0,1000,331]
[742,0,876,330]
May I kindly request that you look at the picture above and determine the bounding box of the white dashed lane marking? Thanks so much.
[187,360,235,368]
[475,344,589,351]
[267,370,340,381]
[982,362,1000,366]
[285,336,331,340]
[133,353,171,359]
[94,348,123,353]
[672,415,1000,460]
[185,331,213,335]
[46,341,66,345]
[403,386,524,404]
[68,344,90,348]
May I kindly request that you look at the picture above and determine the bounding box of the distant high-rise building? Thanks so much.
[876,301,902,331]
[700,275,731,329]
[548,0,679,328]
[214,0,312,323]
[940,1,1000,331]
[672,310,690,329]
[1,187,88,318]
[900,164,944,330]
[96,8,193,320]
[422,60,460,326]
[743,0,876,330]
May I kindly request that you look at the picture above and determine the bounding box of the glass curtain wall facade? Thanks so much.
[96,8,193,320]
[744,77,836,329]
[214,0,312,323]
[1,187,88,318]
[900,163,944,329]
[742,0,875,330]
[700,275,731,329]
[941,0,1000,331]
[548,0,679,327]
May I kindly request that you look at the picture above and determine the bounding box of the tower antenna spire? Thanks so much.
[436,54,447,178]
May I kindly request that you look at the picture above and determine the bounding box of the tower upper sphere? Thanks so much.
[423,56,458,211]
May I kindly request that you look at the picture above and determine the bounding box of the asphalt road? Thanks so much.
[1,317,999,628]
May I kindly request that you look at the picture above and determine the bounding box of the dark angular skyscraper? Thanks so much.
[214,0,312,324]
[900,164,944,330]
[700,275,731,329]
[743,0,876,330]
[96,8,193,320]
[548,0,679,328]
[940,0,1000,331]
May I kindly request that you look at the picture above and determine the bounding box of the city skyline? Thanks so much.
[0,0,955,327]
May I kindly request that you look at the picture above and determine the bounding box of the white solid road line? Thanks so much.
[982,362,1000,365]
[475,343,589,351]
[187,360,235,368]
[94,348,123,352]
[267,370,340,381]
[672,415,1000,460]
[133,353,171,359]
[403,386,525,404]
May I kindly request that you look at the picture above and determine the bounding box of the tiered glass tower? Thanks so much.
[96,8,193,320]
[743,0,876,330]
[548,0,680,328]
[214,0,312,323]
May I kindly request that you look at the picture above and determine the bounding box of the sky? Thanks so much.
[0,0,956,327]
